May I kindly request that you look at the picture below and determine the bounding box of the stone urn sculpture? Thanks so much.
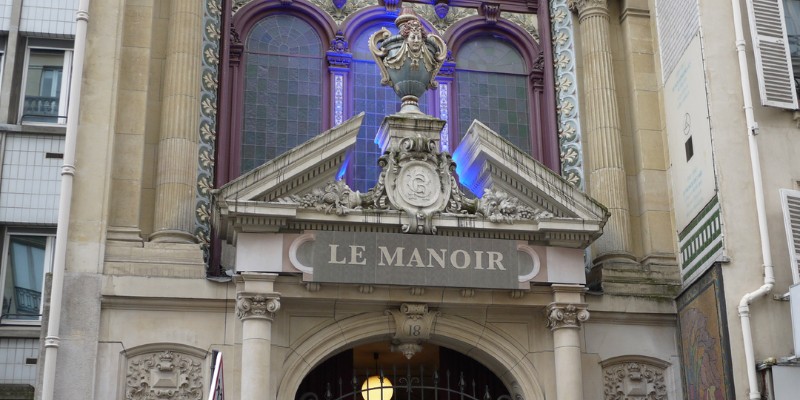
[369,8,447,114]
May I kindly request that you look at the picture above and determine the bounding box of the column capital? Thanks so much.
[546,302,589,330]
[567,0,609,19]
[236,293,281,321]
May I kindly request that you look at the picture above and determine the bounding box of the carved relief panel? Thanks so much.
[602,357,670,400]
[123,345,207,400]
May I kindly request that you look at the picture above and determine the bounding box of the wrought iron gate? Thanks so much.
[297,366,514,400]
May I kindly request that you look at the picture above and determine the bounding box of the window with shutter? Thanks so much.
[747,0,799,109]
[780,188,800,284]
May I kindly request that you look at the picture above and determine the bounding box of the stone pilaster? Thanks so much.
[548,285,588,400]
[107,0,155,243]
[235,273,280,400]
[569,0,634,261]
[150,0,203,243]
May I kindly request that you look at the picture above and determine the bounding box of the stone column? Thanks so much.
[150,0,203,243]
[569,0,634,261]
[547,285,589,400]
[235,273,280,400]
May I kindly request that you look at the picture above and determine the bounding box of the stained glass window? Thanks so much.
[242,15,323,173]
[456,36,531,154]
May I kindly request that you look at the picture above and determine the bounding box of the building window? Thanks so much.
[241,14,324,174]
[456,36,531,154]
[786,0,800,79]
[0,233,53,322]
[21,47,72,125]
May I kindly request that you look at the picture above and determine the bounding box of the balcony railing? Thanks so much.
[23,95,59,116]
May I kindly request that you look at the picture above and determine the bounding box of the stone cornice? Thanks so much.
[236,293,281,320]
[546,302,589,330]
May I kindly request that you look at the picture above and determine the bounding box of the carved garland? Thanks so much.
[126,351,204,400]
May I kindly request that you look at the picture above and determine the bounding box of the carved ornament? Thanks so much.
[546,302,589,330]
[387,303,439,359]
[236,293,281,320]
[369,8,447,113]
[126,351,203,400]
[480,2,500,24]
[603,362,667,400]
[410,4,478,35]
[504,12,540,41]
[567,0,609,18]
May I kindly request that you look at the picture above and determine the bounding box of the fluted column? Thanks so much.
[236,273,280,400]
[570,0,633,260]
[150,0,203,243]
[547,291,589,400]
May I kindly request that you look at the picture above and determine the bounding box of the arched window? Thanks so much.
[455,35,531,154]
[241,14,324,173]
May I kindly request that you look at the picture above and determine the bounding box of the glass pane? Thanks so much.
[786,0,800,72]
[242,15,323,173]
[456,37,525,74]
[456,36,531,154]
[23,49,65,124]
[3,236,47,320]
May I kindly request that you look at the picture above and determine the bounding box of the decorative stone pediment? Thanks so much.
[215,115,607,249]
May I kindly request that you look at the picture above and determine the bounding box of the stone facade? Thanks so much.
[4,0,797,399]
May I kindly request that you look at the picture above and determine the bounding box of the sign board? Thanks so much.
[300,231,537,289]
[664,33,717,232]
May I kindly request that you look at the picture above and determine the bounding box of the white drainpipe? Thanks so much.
[731,0,776,399]
[40,0,91,399]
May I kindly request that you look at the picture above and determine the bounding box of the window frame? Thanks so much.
[19,40,73,126]
[0,229,55,325]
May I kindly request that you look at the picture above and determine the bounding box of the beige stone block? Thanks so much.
[151,18,169,59]
[142,143,157,186]
[636,169,670,211]
[116,89,148,134]
[140,187,156,235]
[629,214,643,256]
[109,179,142,227]
[621,127,636,174]
[119,47,151,91]
[112,132,145,178]
[627,174,641,216]
[631,90,661,131]
[123,5,154,48]
[640,211,675,255]
[634,129,667,170]
[631,56,657,91]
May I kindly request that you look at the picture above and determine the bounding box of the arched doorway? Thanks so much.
[275,312,545,400]
[295,341,511,400]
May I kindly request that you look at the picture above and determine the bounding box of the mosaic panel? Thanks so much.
[551,0,584,188]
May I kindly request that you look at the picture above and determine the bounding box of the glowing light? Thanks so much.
[361,376,393,400]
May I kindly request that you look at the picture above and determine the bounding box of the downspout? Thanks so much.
[40,0,90,399]
[731,0,776,399]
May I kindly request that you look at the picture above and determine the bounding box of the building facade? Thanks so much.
[0,0,798,399]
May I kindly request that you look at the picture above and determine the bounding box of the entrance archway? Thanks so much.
[276,311,545,400]
[296,342,510,400]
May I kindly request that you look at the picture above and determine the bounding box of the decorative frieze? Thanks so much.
[603,361,668,400]
[236,293,281,320]
[126,351,204,400]
[546,302,589,330]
